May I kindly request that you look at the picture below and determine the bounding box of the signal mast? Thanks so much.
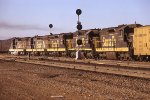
[76,9,83,59]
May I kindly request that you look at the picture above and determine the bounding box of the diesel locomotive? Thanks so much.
[9,24,150,61]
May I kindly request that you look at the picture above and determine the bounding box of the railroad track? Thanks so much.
[0,55,150,79]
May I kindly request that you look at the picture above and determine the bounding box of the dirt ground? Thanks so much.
[0,60,150,100]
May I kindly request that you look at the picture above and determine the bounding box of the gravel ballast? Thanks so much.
[0,60,150,100]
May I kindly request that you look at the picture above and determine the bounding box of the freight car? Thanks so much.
[0,38,13,53]
[133,25,150,61]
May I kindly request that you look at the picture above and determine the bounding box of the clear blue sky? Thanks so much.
[0,0,150,39]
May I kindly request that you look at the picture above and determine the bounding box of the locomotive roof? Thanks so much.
[100,27,117,33]
[10,23,144,40]
[117,24,142,30]
[14,37,31,40]
[100,24,143,33]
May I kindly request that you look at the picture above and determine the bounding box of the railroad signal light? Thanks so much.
[76,9,82,30]
[76,9,83,46]
[49,24,53,35]
[77,39,82,45]
[49,24,53,28]
[76,9,82,16]
[77,24,82,30]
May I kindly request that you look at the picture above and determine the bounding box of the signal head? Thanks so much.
[49,24,53,28]
[77,39,82,45]
[77,24,82,30]
[76,9,82,15]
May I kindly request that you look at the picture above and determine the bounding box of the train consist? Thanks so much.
[9,24,150,61]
